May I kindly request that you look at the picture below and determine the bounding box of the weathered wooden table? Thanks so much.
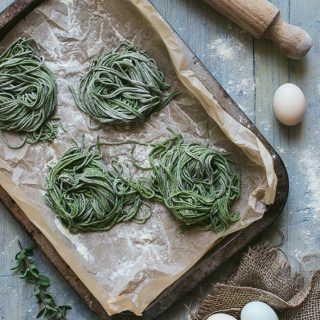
[1,0,319,319]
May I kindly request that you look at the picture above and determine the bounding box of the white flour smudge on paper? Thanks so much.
[55,219,94,262]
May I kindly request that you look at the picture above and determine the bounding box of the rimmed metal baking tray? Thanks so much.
[0,1,289,319]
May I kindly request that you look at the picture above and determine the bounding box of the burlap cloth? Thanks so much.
[195,244,320,320]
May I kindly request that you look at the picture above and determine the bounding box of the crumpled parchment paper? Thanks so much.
[0,0,277,316]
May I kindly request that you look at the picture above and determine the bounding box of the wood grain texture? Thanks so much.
[203,0,279,38]
[202,0,312,59]
[264,15,313,59]
[0,0,319,319]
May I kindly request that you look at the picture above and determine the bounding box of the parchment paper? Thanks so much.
[0,0,277,316]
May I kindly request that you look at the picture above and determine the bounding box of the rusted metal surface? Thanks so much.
[0,0,43,40]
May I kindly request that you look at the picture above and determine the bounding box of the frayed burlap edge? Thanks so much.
[195,243,320,320]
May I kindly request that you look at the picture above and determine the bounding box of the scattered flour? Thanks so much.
[54,218,94,262]
[276,146,286,154]
[207,37,244,61]
[208,38,235,61]
[257,120,271,133]
[227,78,255,96]
[299,151,320,222]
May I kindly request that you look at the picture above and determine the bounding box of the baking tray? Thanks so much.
[0,0,289,319]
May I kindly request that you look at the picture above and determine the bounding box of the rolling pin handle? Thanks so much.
[265,14,313,60]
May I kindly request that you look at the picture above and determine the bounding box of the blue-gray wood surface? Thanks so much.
[1,0,320,319]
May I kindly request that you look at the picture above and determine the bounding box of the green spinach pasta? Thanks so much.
[45,132,240,233]
[96,133,241,233]
[45,144,150,233]
[71,41,179,124]
[137,134,241,232]
[0,38,58,148]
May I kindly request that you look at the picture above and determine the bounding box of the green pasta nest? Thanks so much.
[139,134,241,232]
[45,146,150,233]
[71,41,179,124]
[0,38,58,148]
[45,134,241,234]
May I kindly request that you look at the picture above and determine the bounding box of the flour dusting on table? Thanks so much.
[299,151,320,221]
[208,38,237,61]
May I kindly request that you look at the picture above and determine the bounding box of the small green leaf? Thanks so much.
[25,244,36,253]
[30,269,40,279]
[38,275,50,287]
[58,306,72,315]
[29,264,37,270]
[12,240,72,319]
[46,305,57,312]
[17,252,25,260]
[19,271,28,279]
[60,305,72,311]
[33,287,41,296]
[44,292,53,299]
[36,308,46,318]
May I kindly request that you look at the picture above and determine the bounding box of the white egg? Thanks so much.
[273,83,306,126]
[207,314,237,320]
[241,301,279,320]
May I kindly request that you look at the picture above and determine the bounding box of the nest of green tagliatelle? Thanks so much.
[0,38,58,148]
[45,145,150,233]
[138,134,241,232]
[71,41,179,124]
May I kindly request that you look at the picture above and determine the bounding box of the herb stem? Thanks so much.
[12,242,71,319]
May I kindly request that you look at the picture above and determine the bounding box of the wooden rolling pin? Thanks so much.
[202,0,312,59]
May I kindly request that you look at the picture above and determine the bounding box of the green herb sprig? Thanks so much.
[12,241,71,319]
